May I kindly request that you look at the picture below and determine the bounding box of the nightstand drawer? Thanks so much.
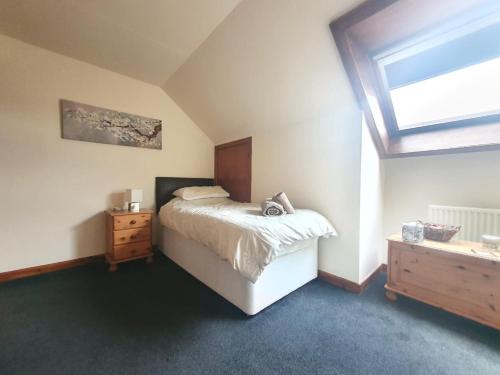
[106,209,154,271]
[113,241,151,260]
[114,213,151,230]
[114,227,151,245]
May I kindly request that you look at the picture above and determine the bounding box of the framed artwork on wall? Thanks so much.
[61,99,162,150]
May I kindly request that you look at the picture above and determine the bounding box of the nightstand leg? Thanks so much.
[108,263,118,272]
[146,255,153,264]
[385,290,398,302]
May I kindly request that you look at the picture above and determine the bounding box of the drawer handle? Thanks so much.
[120,237,125,240]
[131,249,137,254]
[130,235,137,240]
[130,220,137,225]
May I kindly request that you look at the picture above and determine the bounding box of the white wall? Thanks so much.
[0,34,214,273]
[382,150,500,262]
[164,0,365,282]
[359,118,385,282]
[251,110,362,283]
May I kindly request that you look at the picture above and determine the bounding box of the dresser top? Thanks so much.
[106,209,154,216]
[388,234,500,261]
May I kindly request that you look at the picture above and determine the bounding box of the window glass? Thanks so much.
[390,56,500,130]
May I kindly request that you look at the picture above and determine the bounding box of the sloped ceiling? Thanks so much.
[0,0,241,85]
[163,0,362,143]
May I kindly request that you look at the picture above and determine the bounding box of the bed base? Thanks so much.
[160,227,318,315]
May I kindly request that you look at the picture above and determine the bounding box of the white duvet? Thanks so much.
[159,197,337,282]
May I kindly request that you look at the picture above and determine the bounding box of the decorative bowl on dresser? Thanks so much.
[105,209,154,271]
[386,234,500,330]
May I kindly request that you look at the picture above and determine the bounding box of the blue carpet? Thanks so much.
[1,254,499,375]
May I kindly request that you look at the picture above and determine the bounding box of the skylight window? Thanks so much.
[390,56,500,130]
[330,0,500,157]
[378,18,500,133]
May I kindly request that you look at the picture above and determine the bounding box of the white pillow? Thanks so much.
[173,185,230,200]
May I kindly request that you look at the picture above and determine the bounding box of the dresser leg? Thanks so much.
[385,290,398,302]
[146,255,153,264]
[108,263,118,272]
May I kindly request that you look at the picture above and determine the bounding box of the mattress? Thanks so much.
[159,197,336,282]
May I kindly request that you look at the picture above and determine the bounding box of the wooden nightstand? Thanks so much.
[105,209,154,271]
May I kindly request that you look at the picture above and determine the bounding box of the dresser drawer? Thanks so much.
[113,241,151,260]
[114,227,151,245]
[113,213,151,230]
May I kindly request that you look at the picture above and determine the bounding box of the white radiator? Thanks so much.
[428,205,500,242]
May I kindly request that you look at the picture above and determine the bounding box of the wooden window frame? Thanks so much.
[330,0,500,158]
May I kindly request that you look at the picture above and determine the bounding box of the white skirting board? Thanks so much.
[159,227,318,315]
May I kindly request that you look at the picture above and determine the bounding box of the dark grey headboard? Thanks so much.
[155,177,214,213]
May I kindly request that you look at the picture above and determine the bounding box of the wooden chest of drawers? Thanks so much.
[386,235,500,330]
[106,210,153,271]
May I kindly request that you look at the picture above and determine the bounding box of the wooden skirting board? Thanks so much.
[0,255,104,283]
[319,264,387,294]
[1,254,388,292]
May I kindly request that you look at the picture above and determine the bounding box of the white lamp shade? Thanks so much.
[125,189,143,202]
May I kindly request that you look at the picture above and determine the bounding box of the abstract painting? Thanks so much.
[61,100,162,149]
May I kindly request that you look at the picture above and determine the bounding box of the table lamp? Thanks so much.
[125,189,143,212]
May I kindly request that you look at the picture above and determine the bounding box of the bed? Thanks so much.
[155,177,336,315]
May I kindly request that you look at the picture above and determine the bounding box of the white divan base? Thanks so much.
[159,227,318,315]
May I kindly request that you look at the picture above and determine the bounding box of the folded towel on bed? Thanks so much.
[272,192,295,214]
[261,199,285,216]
